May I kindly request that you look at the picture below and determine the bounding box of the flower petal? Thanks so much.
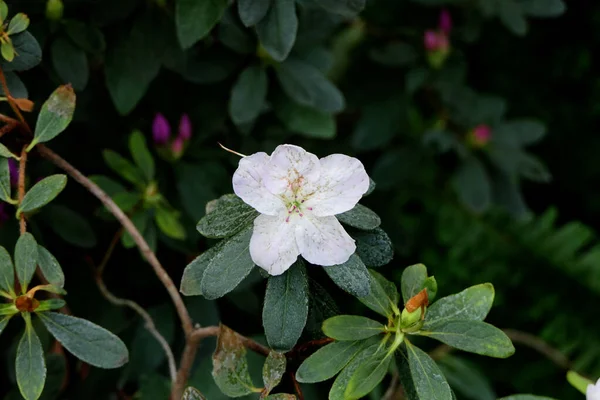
[263,144,321,197]
[303,154,370,216]
[250,213,300,275]
[233,152,285,215]
[295,215,355,266]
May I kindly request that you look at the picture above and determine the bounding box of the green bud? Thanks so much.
[401,306,424,332]
[45,0,64,22]
[423,276,438,302]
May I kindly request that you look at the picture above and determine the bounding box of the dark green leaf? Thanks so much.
[89,175,127,197]
[38,312,129,368]
[37,245,64,288]
[182,387,207,400]
[212,324,258,397]
[1,71,28,98]
[518,153,552,183]
[417,320,515,358]
[328,343,379,400]
[337,204,381,230]
[397,341,453,400]
[345,350,391,398]
[102,150,146,187]
[122,210,150,248]
[370,42,417,66]
[51,36,89,91]
[155,207,186,240]
[43,205,97,248]
[263,261,309,351]
[277,59,345,113]
[0,245,15,295]
[438,355,496,400]
[424,284,495,328]
[317,0,366,17]
[176,0,228,49]
[229,65,268,125]
[30,85,76,149]
[263,351,286,393]
[0,31,41,72]
[0,315,11,336]
[322,315,384,341]
[129,130,155,182]
[256,0,297,61]
[296,339,367,383]
[453,157,491,213]
[64,20,106,53]
[352,98,403,151]
[15,233,38,292]
[35,299,66,312]
[522,0,565,17]
[274,96,336,139]
[19,175,67,214]
[499,0,528,36]
[494,119,546,146]
[219,10,255,54]
[238,0,271,26]
[0,303,18,315]
[16,316,46,400]
[197,194,258,239]
[324,254,371,298]
[180,245,224,296]
[401,264,428,304]
[265,395,296,400]
[498,396,558,400]
[352,228,394,267]
[200,225,255,299]
[0,158,11,203]
[359,270,400,318]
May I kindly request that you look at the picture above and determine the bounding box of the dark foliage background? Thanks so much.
[0,0,598,399]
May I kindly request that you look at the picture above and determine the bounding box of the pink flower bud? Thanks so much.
[424,30,449,52]
[171,137,184,158]
[439,9,452,34]
[152,113,171,145]
[8,159,18,187]
[178,113,192,141]
[471,124,492,146]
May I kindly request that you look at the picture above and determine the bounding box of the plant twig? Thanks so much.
[17,145,27,234]
[93,229,177,383]
[0,69,30,133]
[382,372,400,400]
[290,371,304,400]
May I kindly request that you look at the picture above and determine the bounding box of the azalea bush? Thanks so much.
[1,0,600,399]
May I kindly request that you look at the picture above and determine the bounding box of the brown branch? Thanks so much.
[94,229,177,383]
[382,372,400,400]
[0,68,30,132]
[17,145,27,234]
[290,372,304,400]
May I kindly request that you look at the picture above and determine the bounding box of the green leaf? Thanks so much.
[323,315,384,341]
[494,119,546,146]
[19,175,67,214]
[180,245,223,296]
[35,299,66,312]
[175,0,228,49]
[0,158,12,203]
[401,264,428,304]
[238,0,271,26]
[15,233,38,292]
[64,20,106,53]
[102,150,146,187]
[424,284,495,328]
[200,225,255,299]
[317,0,366,17]
[38,312,129,368]
[417,320,515,358]
[51,36,89,91]
[37,245,65,288]
[129,130,155,182]
[567,370,593,395]
[522,0,565,17]
[437,355,496,400]
[256,0,297,61]
[323,254,371,298]
[499,0,528,36]
[352,228,394,268]
[1,41,14,62]
[296,339,368,383]
[0,315,13,336]
[155,207,186,240]
[265,395,296,400]
[43,205,98,248]
[29,85,76,149]
[263,261,309,351]
[345,350,391,398]
[16,316,47,400]
[263,351,286,394]
[277,59,345,113]
[229,65,268,126]
[0,303,18,315]
[328,343,379,400]
[0,31,41,72]
[89,175,127,196]
[359,270,400,318]
[351,98,403,151]
[121,210,150,248]
[7,13,30,35]
[274,96,336,139]
[182,387,207,400]
[212,324,258,397]
[0,142,17,158]
[498,395,558,400]
[452,156,491,214]
[397,341,453,400]
[197,194,259,239]
[0,245,14,295]
[337,204,381,230]
[219,10,255,54]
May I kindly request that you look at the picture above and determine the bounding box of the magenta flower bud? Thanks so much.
[152,113,171,145]
[424,30,449,52]
[171,137,184,158]
[178,113,192,141]
[439,9,452,34]
[470,124,492,147]
[8,159,18,187]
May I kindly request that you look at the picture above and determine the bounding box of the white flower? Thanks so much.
[588,378,600,400]
[232,144,370,276]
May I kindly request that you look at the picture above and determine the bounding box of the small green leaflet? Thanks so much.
[14,233,38,292]
[37,245,65,288]
[323,254,371,298]
[424,283,495,328]
[336,204,381,230]
[401,263,428,304]
[196,194,258,239]
[129,130,155,182]
[16,314,47,400]
[358,270,400,318]
[397,341,453,400]
[0,158,14,203]
[256,0,297,61]
[175,0,228,49]
[18,175,67,214]
[182,387,207,400]
[28,85,76,150]
[296,340,368,383]
[262,351,286,394]
[322,315,385,341]
[0,245,15,295]
[229,65,268,126]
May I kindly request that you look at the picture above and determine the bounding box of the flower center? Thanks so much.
[284,198,313,223]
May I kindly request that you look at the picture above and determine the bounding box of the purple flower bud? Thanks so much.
[424,30,449,52]
[470,124,492,147]
[171,137,184,158]
[8,159,18,187]
[178,113,192,141]
[152,113,171,145]
[439,9,452,34]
